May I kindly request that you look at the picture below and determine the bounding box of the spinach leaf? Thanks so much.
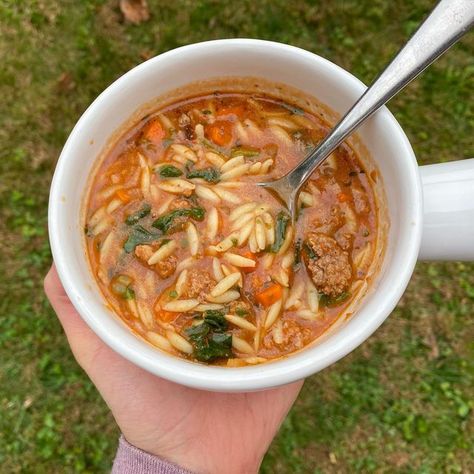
[230,146,260,158]
[185,310,232,362]
[294,238,302,267]
[152,207,205,234]
[235,306,249,317]
[319,291,351,307]
[201,137,224,154]
[202,310,228,330]
[111,274,135,300]
[158,164,183,177]
[293,239,302,272]
[161,138,174,148]
[303,241,318,260]
[186,167,221,183]
[270,211,290,253]
[185,321,210,340]
[123,286,136,300]
[281,103,305,115]
[124,225,161,253]
[193,333,233,362]
[125,203,151,225]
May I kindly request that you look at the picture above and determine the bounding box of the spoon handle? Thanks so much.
[286,0,474,190]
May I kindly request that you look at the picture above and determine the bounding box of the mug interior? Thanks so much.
[49,39,422,391]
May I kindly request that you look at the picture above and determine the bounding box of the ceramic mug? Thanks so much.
[48,39,474,392]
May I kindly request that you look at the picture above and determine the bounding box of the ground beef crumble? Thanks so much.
[155,255,177,279]
[185,269,214,301]
[134,244,177,279]
[134,244,154,262]
[169,197,192,211]
[264,319,312,351]
[304,232,352,297]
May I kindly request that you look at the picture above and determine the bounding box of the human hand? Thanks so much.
[44,265,303,474]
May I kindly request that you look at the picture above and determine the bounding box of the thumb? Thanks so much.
[44,264,112,371]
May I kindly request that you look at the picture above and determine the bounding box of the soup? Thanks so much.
[84,82,379,366]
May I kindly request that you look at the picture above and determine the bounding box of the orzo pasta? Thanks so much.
[84,87,379,366]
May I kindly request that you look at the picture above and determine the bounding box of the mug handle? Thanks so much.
[419,158,474,261]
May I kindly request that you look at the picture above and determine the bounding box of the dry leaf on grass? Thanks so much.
[425,325,439,360]
[119,0,150,24]
[56,72,75,93]
[140,50,153,60]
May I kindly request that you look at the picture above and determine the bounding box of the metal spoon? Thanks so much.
[258,0,474,220]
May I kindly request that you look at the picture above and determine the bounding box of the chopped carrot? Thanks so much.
[337,192,350,203]
[116,189,131,203]
[156,309,176,322]
[205,121,233,147]
[216,105,246,119]
[255,283,283,307]
[142,119,165,144]
[241,250,256,260]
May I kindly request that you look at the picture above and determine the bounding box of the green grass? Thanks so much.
[0,0,473,472]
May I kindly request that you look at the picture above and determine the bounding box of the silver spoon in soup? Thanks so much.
[258,0,473,220]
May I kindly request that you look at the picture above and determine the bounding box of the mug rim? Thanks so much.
[49,38,422,391]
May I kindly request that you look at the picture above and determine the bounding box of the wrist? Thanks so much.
[122,434,262,474]
[113,435,196,473]
[143,448,261,474]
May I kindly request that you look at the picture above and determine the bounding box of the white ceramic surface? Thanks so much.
[48,39,474,392]
[420,158,474,260]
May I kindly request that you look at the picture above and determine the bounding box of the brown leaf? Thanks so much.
[425,326,439,360]
[56,72,75,93]
[140,50,153,61]
[23,396,34,409]
[120,0,150,25]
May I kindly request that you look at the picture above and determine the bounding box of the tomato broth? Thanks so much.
[84,84,379,366]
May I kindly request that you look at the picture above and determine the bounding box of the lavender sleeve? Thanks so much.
[112,436,196,474]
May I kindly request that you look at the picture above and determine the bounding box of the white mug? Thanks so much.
[48,39,474,392]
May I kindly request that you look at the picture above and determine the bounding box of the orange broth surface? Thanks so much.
[84,91,378,366]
